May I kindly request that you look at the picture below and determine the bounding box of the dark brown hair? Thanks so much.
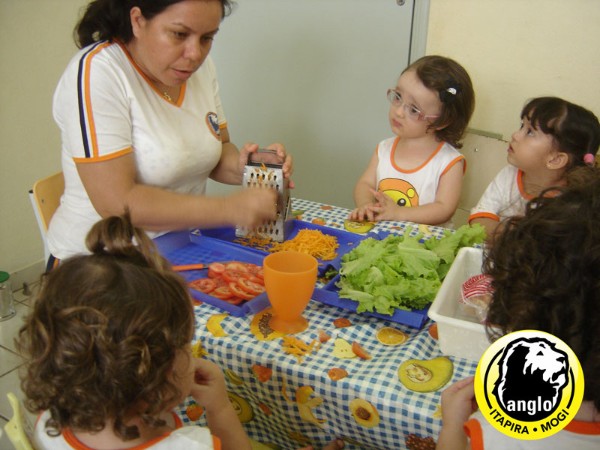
[484,166,600,411]
[75,0,235,48]
[17,214,195,440]
[402,55,475,148]
[521,96,600,170]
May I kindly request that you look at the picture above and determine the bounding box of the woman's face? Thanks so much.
[129,0,222,88]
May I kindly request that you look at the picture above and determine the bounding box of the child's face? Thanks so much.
[508,117,559,172]
[388,70,442,139]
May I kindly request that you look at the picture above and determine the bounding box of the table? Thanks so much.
[173,198,479,450]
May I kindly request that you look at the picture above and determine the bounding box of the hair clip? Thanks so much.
[440,81,460,103]
[445,87,457,95]
[583,153,595,166]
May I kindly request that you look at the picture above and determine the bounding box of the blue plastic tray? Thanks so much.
[312,274,430,329]
[154,231,270,316]
[196,220,373,276]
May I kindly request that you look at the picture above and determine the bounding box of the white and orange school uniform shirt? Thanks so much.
[464,410,600,450]
[468,165,532,225]
[375,136,465,227]
[33,410,221,450]
[48,41,225,259]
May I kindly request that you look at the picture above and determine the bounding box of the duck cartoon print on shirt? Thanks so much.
[378,178,419,207]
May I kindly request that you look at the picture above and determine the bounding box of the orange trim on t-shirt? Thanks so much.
[61,412,187,450]
[116,40,185,107]
[390,139,445,174]
[516,169,535,201]
[212,435,222,450]
[564,419,600,435]
[468,212,500,223]
[464,418,485,450]
[441,155,466,176]
[82,42,112,159]
[73,147,133,164]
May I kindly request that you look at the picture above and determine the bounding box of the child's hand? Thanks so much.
[189,358,230,413]
[440,376,478,427]
[349,203,378,221]
[369,189,401,221]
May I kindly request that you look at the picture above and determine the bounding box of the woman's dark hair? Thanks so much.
[75,0,235,48]
[521,96,600,170]
[484,166,600,411]
[17,214,195,441]
[402,55,475,148]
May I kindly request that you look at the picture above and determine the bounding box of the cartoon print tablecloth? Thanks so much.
[173,198,479,450]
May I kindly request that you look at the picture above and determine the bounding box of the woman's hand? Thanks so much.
[225,188,279,229]
[239,142,295,188]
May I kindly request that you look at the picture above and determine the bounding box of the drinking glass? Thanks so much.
[263,251,318,334]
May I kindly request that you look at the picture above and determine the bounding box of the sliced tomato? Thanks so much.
[225,262,249,273]
[189,277,217,294]
[222,269,247,284]
[253,268,264,280]
[208,262,225,279]
[211,286,233,299]
[237,278,265,296]
[228,282,256,300]
[224,297,244,305]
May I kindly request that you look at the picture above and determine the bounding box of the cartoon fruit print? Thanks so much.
[349,398,380,428]
[343,219,375,234]
[327,367,348,381]
[250,309,285,341]
[206,313,228,337]
[251,364,273,383]
[224,369,244,386]
[295,386,327,427]
[332,338,356,359]
[185,403,204,421]
[398,356,453,392]
[376,326,409,346]
[227,392,254,423]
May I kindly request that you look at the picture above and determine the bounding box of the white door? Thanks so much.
[210,0,427,209]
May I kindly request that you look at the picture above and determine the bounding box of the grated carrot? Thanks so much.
[270,229,339,261]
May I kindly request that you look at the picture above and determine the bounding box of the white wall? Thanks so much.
[1,0,599,279]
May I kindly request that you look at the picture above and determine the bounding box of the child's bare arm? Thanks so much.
[190,358,252,450]
[350,151,379,221]
[436,377,476,450]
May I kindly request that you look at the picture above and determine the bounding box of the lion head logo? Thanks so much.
[492,337,569,421]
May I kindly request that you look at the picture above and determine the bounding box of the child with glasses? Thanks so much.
[468,96,600,241]
[350,55,475,226]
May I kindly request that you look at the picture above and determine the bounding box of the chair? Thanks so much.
[28,172,64,263]
[4,393,34,450]
[452,132,509,227]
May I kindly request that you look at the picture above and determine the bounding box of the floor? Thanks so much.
[0,285,37,449]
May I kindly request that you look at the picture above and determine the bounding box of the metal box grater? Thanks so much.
[235,150,294,242]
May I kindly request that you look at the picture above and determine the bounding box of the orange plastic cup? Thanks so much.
[263,251,318,334]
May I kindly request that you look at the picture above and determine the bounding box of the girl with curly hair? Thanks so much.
[437,167,600,449]
[18,214,251,449]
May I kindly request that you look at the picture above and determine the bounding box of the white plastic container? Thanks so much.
[428,247,492,362]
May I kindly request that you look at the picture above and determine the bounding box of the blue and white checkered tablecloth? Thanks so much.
[173,199,478,450]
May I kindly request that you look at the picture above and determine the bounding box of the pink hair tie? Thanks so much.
[583,153,595,166]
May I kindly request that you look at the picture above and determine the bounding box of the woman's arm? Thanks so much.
[76,151,278,231]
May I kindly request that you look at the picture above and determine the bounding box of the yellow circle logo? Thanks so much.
[474,330,584,440]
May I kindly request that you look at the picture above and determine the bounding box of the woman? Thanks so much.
[48,0,293,260]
